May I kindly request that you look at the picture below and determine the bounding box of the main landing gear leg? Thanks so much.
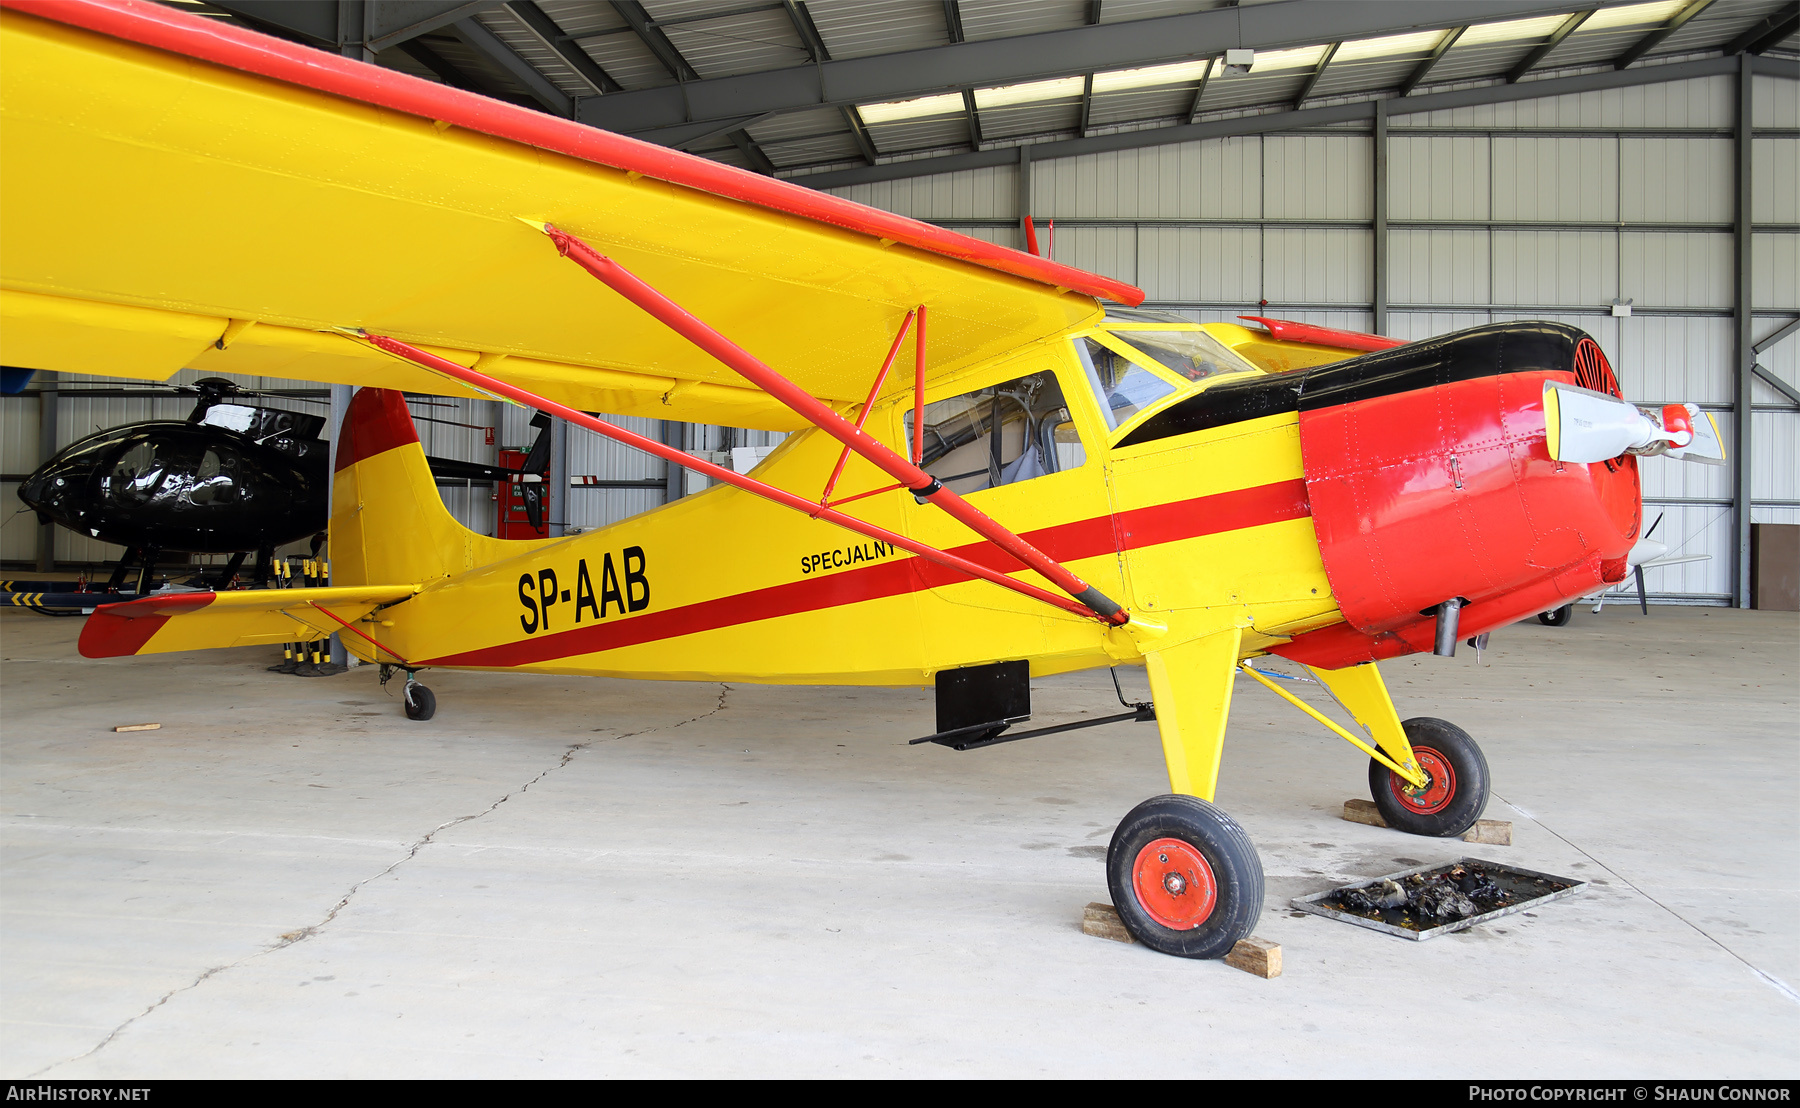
[1304,660,1490,838]
[1108,627,1264,959]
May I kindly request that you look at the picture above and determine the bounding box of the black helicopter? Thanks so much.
[14,377,550,598]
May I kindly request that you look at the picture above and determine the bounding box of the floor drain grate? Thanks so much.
[1291,858,1584,940]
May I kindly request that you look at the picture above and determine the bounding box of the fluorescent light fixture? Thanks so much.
[856,92,964,124]
[1092,59,1211,94]
[973,76,1086,110]
[1584,1,1688,31]
[1335,29,1451,63]
[1240,44,1332,72]
[1459,14,1573,46]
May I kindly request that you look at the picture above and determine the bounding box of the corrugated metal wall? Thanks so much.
[829,71,1800,605]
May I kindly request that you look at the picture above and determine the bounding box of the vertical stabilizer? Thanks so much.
[330,388,517,586]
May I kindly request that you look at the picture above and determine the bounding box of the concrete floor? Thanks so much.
[1,603,1794,1078]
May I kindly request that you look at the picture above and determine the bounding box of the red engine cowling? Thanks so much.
[1272,325,1640,669]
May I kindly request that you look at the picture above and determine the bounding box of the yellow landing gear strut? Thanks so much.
[1240,660,1427,789]
[1109,644,1490,958]
[1245,657,1493,840]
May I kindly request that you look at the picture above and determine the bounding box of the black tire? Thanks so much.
[1106,794,1264,959]
[1368,717,1489,837]
[403,684,436,722]
[1537,605,1573,627]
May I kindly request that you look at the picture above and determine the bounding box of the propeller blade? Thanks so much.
[1636,565,1647,615]
[1544,386,1725,466]
[1663,403,1726,465]
[1544,384,1658,463]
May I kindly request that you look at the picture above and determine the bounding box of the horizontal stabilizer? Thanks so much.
[78,585,418,659]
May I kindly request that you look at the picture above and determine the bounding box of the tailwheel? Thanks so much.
[403,681,436,722]
[1537,605,1573,627]
[1106,794,1264,959]
[1368,717,1490,837]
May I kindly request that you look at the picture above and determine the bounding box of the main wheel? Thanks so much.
[1537,605,1573,627]
[1106,794,1264,959]
[403,683,436,722]
[1368,717,1489,837]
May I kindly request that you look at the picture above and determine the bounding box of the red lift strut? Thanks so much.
[354,331,1112,625]
[522,221,1129,626]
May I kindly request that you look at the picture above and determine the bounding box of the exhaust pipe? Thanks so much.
[1433,598,1464,657]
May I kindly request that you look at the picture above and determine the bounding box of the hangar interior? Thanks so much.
[0,0,1797,1081]
[2,0,1795,607]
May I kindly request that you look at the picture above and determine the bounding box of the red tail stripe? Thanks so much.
[334,388,420,473]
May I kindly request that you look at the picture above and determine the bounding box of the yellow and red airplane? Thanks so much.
[0,0,1723,959]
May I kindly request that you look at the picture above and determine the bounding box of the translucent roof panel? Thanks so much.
[864,114,975,155]
[1087,85,1200,127]
[1189,68,1314,113]
[1309,57,1429,101]
[760,131,867,168]
[977,100,1083,141]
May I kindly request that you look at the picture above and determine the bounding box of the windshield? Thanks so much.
[1073,337,1177,433]
[1105,329,1259,383]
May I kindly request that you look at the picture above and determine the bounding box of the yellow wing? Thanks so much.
[0,2,1143,430]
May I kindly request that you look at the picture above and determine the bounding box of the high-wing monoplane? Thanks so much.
[0,0,1725,959]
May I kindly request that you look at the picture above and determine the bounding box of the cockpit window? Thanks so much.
[107,440,167,503]
[1073,338,1177,432]
[904,370,1086,495]
[188,449,238,505]
[1105,329,1259,383]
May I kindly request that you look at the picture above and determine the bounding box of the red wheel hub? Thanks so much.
[1131,838,1218,929]
[1391,744,1456,815]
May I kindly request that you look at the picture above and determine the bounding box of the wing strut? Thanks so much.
[522,221,1130,626]
[351,331,1111,624]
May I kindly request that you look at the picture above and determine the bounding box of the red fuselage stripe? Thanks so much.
[416,479,1310,668]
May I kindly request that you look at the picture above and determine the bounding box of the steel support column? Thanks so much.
[1373,99,1389,336]
[326,16,369,665]
[1732,52,1755,608]
[1018,144,1033,250]
[547,414,568,536]
[660,419,676,503]
[35,371,56,572]
[326,382,354,664]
